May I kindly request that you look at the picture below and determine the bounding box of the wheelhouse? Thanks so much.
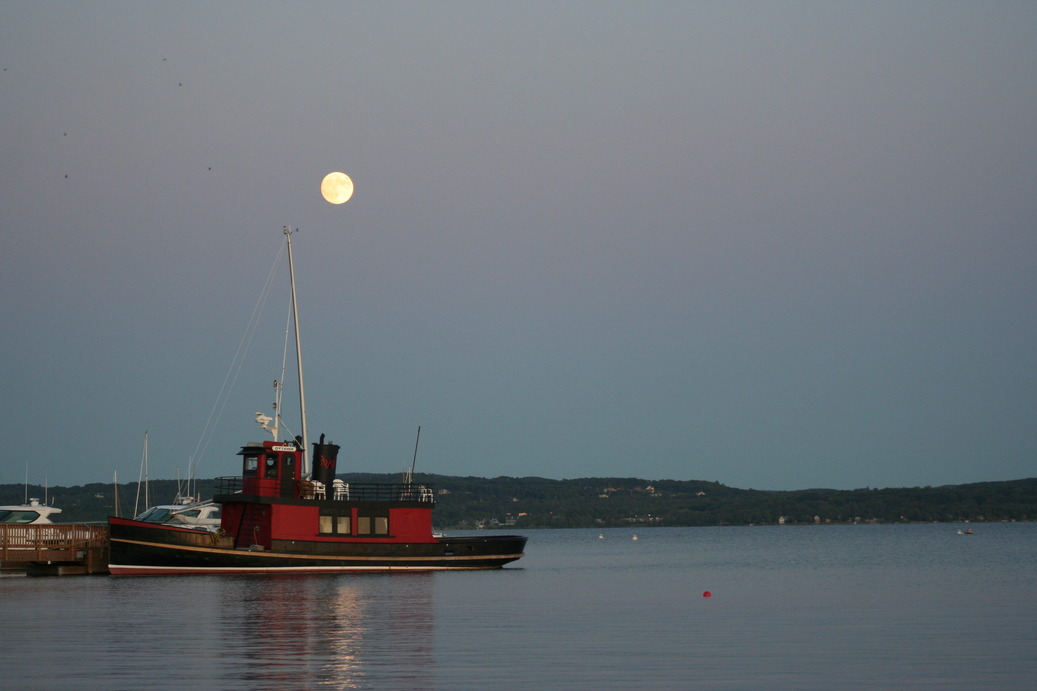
[240,441,299,498]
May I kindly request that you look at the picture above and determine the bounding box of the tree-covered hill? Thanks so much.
[2,476,1035,528]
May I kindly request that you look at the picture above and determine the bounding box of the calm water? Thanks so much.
[2,523,1035,689]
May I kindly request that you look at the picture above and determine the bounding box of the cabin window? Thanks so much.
[357,511,389,535]
[264,455,278,479]
[243,455,259,477]
[319,510,350,535]
[0,510,42,524]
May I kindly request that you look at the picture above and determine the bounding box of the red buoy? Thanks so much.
[703,591,712,597]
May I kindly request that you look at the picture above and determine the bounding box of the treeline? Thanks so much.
[422,476,1037,528]
[3,476,1035,528]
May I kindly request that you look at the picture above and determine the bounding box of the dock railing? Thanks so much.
[0,523,109,564]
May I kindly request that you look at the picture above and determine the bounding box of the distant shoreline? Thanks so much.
[4,476,1035,528]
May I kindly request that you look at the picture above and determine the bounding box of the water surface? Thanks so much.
[2,523,1034,689]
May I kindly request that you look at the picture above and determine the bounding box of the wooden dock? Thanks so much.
[0,523,109,575]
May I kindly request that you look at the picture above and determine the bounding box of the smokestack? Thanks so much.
[311,436,340,489]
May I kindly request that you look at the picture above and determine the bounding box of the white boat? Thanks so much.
[127,430,221,532]
[0,498,62,525]
[0,498,68,554]
[133,499,221,532]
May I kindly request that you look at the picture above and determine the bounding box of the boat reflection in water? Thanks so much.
[217,574,434,688]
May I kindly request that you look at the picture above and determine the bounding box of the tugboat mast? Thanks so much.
[284,226,310,477]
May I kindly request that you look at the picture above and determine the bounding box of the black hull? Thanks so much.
[109,519,526,576]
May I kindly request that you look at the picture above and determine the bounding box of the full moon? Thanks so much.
[320,172,354,204]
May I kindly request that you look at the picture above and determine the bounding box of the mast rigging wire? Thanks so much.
[187,238,287,475]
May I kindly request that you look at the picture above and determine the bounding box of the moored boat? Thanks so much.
[108,438,526,575]
[132,498,222,531]
[108,226,526,575]
[0,498,62,525]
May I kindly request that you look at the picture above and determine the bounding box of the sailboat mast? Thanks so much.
[284,226,310,477]
[144,430,149,509]
[408,426,422,484]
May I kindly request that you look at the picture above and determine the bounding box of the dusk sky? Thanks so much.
[3,2,1035,492]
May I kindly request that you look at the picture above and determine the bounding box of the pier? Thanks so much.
[0,523,109,575]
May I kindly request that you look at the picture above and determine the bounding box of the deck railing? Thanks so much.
[214,476,435,503]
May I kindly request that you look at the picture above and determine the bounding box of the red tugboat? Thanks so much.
[108,227,526,575]
[108,436,526,575]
